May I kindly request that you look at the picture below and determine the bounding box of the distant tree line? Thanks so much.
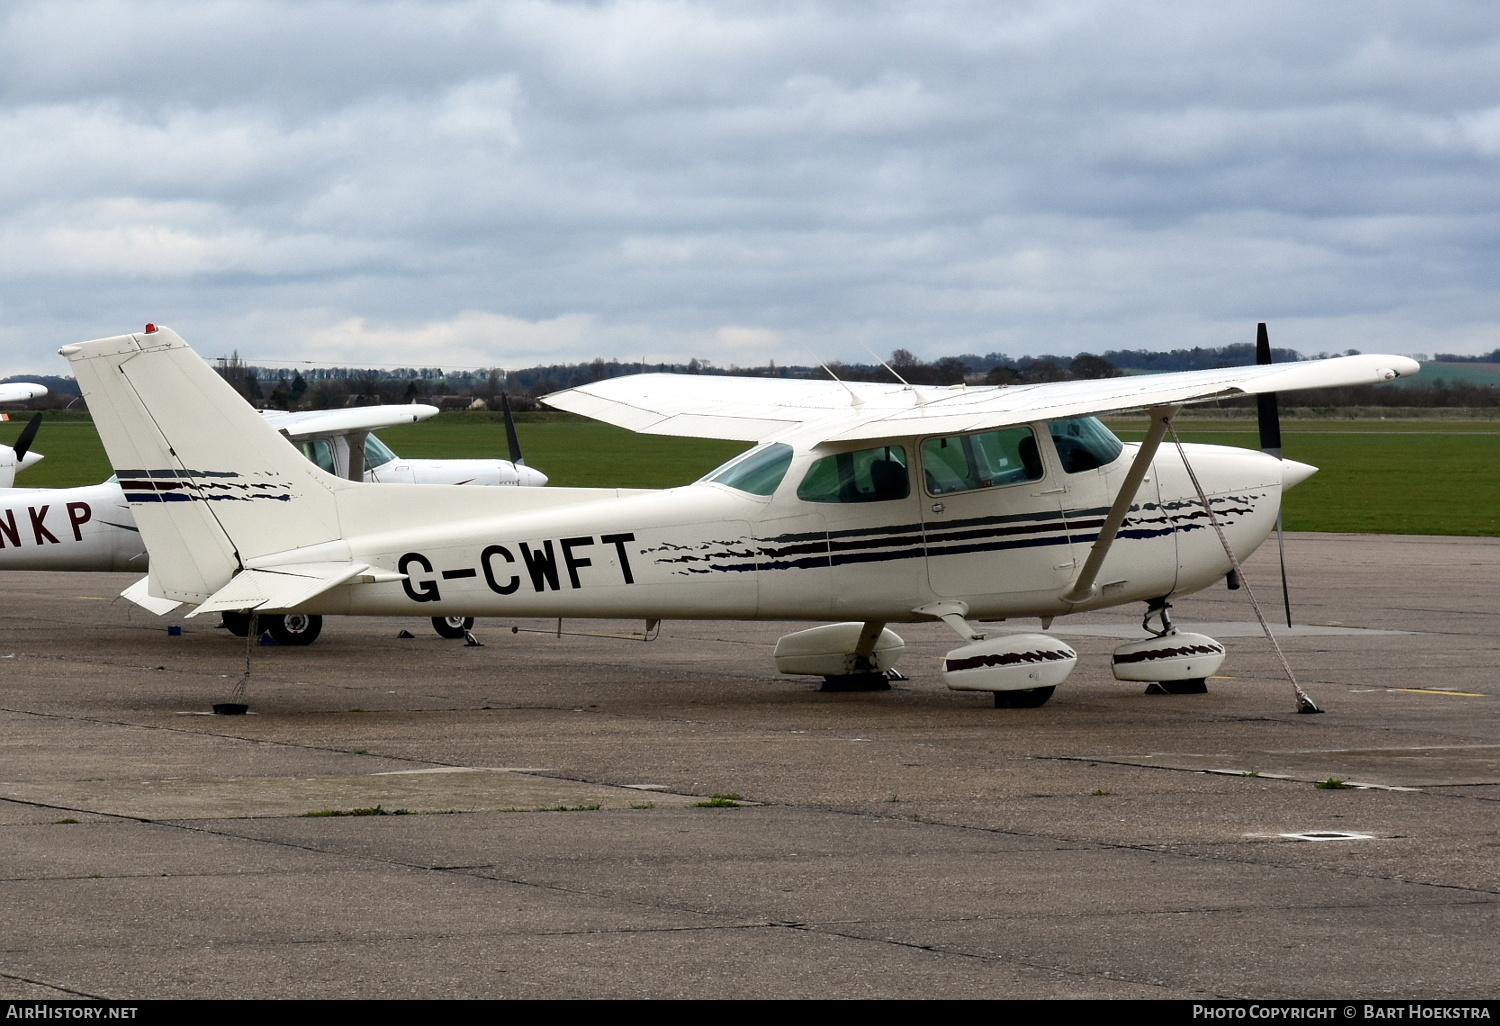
[1431,350,1500,363]
[0,375,81,407]
[6,342,1493,413]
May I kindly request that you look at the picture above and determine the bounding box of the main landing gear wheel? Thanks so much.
[817,673,892,692]
[265,613,322,646]
[222,612,251,637]
[1144,678,1208,695]
[432,616,475,640]
[993,686,1055,709]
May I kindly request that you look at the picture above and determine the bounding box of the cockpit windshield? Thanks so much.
[700,442,794,496]
[364,433,398,468]
[1047,417,1124,473]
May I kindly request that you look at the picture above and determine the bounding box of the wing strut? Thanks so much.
[1062,405,1179,605]
[346,430,367,481]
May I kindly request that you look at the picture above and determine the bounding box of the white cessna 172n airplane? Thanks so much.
[62,325,1417,708]
[0,387,546,643]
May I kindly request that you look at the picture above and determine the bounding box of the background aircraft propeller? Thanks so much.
[1256,323,1294,628]
[501,393,526,467]
[11,412,42,463]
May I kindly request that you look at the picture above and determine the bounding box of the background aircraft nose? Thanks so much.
[515,464,549,487]
[1281,459,1318,489]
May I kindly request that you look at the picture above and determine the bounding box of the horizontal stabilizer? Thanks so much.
[120,575,183,616]
[188,562,376,617]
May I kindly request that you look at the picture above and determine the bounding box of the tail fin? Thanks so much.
[61,326,347,604]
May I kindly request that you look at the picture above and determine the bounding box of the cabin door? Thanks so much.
[772,443,925,620]
[918,426,1074,615]
[1052,427,1179,604]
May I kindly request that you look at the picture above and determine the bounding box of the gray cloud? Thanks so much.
[3,0,1499,373]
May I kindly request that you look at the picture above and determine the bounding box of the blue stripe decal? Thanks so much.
[117,468,294,504]
[651,494,1265,577]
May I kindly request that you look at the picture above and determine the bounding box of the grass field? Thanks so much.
[1399,362,1500,389]
[1107,418,1500,536]
[2,411,1494,537]
[0,413,749,493]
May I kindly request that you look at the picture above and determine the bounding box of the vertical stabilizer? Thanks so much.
[61,327,348,604]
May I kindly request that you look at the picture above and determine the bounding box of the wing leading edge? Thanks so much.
[543,354,1420,444]
[262,405,439,438]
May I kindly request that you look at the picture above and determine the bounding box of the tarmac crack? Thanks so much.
[0,703,472,770]
[83,816,778,927]
[0,969,108,1000]
[1040,749,1500,791]
[812,803,1500,899]
[784,920,1199,996]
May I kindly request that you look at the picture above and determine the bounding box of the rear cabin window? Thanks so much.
[1047,417,1125,474]
[921,427,1042,495]
[797,445,910,503]
[700,442,794,496]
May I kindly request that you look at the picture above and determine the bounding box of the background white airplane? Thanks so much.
[270,405,546,488]
[61,325,1416,708]
[0,383,48,488]
[1,393,547,644]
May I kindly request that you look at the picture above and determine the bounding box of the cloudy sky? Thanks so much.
[3,0,1499,374]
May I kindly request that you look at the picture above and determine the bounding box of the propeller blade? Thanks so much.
[1255,322,1281,457]
[1255,323,1293,628]
[500,393,525,466]
[11,412,42,461]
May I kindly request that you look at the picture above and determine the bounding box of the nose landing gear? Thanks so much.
[1112,599,1224,695]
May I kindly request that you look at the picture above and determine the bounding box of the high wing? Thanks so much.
[262,405,439,438]
[543,354,1420,444]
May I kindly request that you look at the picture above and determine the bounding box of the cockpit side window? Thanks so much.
[797,445,910,503]
[299,439,336,475]
[700,442,794,496]
[1047,417,1125,474]
[921,427,1041,495]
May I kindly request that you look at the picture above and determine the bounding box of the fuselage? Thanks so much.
[0,480,143,571]
[273,420,1306,624]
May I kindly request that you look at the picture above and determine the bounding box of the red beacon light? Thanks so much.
[144,323,158,333]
